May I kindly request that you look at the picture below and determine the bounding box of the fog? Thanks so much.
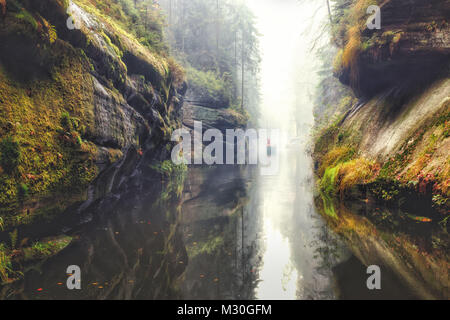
[245,0,327,135]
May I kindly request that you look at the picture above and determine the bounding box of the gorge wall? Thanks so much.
[0,0,186,234]
[313,0,449,299]
[314,0,450,218]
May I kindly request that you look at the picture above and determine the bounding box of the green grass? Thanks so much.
[320,165,341,197]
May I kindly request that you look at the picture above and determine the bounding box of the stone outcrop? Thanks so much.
[337,0,450,97]
[0,0,186,224]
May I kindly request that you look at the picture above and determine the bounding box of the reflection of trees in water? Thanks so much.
[239,197,263,300]
[306,223,346,299]
[311,224,344,277]
[179,166,260,299]
[289,147,349,300]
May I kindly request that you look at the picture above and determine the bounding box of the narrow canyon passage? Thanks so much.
[249,0,344,299]
[2,0,446,301]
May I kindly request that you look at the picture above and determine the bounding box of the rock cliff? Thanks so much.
[0,0,186,231]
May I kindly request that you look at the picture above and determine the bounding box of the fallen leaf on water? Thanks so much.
[407,214,432,222]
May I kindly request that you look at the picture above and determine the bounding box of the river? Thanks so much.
[3,138,437,299]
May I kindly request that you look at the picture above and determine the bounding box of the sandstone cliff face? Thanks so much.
[341,79,449,163]
[312,1,449,299]
[0,0,185,229]
[314,0,450,217]
[335,0,450,98]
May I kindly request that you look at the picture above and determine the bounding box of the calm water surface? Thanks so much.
[3,132,437,300]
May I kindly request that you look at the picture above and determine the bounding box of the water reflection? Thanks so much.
[253,137,349,300]
[317,197,449,300]
[177,165,258,300]
[2,143,447,299]
[0,167,187,299]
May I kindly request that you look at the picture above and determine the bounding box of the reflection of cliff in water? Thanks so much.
[317,197,449,300]
[2,153,446,299]
[1,165,188,300]
[1,162,258,300]
[178,165,260,300]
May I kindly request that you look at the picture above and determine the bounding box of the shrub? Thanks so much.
[0,137,20,174]
[320,158,377,197]
[150,160,186,177]
[187,66,232,108]
[14,8,38,30]
[167,57,185,88]
[318,146,354,176]
[338,158,375,193]
[0,243,12,283]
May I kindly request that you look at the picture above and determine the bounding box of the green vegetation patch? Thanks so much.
[0,28,98,228]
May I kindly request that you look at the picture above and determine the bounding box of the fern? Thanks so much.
[9,229,18,250]
[41,17,58,44]
[0,246,13,283]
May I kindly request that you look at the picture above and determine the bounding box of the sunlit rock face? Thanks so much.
[60,1,185,153]
[182,103,247,133]
[337,0,450,98]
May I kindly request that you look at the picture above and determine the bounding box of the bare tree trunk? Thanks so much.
[169,0,172,25]
[145,3,148,30]
[234,31,237,99]
[216,0,220,52]
[241,30,245,110]
[181,0,185,51]
[326,0,333,24]
[241,208,244,284]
